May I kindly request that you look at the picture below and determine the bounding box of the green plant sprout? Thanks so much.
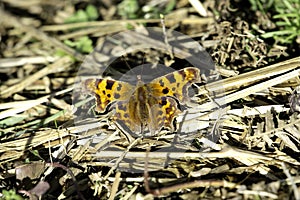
[250,0,300,44]
[63,36,93,53]
[65,4,99,23]
[117,0,176,19]
[1,190,23,200]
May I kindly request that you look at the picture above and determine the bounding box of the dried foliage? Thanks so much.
[0,0,300,199]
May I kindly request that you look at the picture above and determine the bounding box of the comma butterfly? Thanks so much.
[83,67,201,135]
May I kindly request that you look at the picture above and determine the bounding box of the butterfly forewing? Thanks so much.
[84,79,135,112]
[149,67,201,102]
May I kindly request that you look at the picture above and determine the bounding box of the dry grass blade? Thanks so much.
[0,87,73,121]
[199,56,300,96]
[108,171,121,200]
[189,0,208,17]
[0,7,84,60]
[0,56,57,68]
[0,57,73,98]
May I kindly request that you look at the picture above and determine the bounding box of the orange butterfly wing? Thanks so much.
[83,67,201,135]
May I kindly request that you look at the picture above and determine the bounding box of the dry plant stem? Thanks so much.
[42,19,161,31]
[144,145,238,196]
[108,171,121,200]
[0,129,72,163]
[248,118,300,139]
[150,179,237,196]
[188,0,207,17]
[93,130,120,152]
[96,144,272,161]
[281,162,300,200]
[0,56,57,68]
[198,67,300,111]
[122,31,203,64]
[0,87,73,120]
[221,68,300,104]
[71,138,93,162]
[58,25,127,40]
[41,18,214,32]
[0,7,84,61]
[143,147,260,196]
[121,185,139,200]
[103,137,142,180]
[237,189,278,199]
[200,56,300,96]
[106,176,300,185]
[0,123,100,161]
[0,57,73,98]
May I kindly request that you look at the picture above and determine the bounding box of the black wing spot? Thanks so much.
[116,84,122,91]
[114,93,120,99]
[160,97,167,106]
[107,94,111,98]
[106,80,114,90]
[162,87,169,94]
[118,104,127,111]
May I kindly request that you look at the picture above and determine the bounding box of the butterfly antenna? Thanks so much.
[140,51,147,78]
[121,55,133,74]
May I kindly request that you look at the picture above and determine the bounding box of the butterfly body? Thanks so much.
[83,67,200,135]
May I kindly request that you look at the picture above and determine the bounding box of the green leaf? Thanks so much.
[274,13,300,19]
[165,0,176,13]
[2,189,24,200]
[0,116,26,127]
[117,0,139,19]
[75,10,89,22]
[275,21,291,26]
[65,8,89,23]
[55,49,68,57]
[86,4,99,20]
[64,39,76,47]
[282,0,296,11]
[261,29,295,38]
[76,36,93,53]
